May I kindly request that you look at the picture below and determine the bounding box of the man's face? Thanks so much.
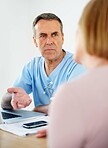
[34,20,64,61]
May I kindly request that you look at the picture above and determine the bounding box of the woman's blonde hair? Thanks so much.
[79,0,108,59]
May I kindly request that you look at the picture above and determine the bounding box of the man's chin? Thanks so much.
[43,52,56,59]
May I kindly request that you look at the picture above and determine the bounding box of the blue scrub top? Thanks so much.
[13,50,86,106]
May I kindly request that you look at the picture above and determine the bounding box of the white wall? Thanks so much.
[0,0,89,102]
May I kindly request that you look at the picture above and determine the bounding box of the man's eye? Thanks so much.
[40,34,46,38]
[52,32,58,37]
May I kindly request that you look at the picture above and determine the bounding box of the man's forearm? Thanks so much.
[33,104,49,115]
[1,92,13,109]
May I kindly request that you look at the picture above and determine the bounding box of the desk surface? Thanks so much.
[0,130,47,148]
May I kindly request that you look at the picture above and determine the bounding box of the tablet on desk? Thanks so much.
[0,111,3,124]
[0,109,46,124]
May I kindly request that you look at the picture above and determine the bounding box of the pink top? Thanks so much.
[48,66,108,148]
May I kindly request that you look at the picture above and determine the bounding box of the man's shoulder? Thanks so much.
[24,56,43,71]
[64,50,80,67]
[65,50,73,56]
[27,56,43,65]
[63,50,73,61]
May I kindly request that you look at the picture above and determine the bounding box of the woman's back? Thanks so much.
[49,66,108,148]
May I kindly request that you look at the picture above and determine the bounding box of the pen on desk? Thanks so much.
[26,131,37,136]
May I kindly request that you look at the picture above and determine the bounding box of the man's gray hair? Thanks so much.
[32,13,63,38]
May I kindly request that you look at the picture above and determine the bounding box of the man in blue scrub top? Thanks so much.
[1,13,85,114]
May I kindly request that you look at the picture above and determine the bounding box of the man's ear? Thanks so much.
[33,36,38,47]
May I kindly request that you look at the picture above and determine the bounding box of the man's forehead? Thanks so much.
[35,19,61,33]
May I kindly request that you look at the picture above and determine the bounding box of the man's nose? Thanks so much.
[46,36,53,45]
